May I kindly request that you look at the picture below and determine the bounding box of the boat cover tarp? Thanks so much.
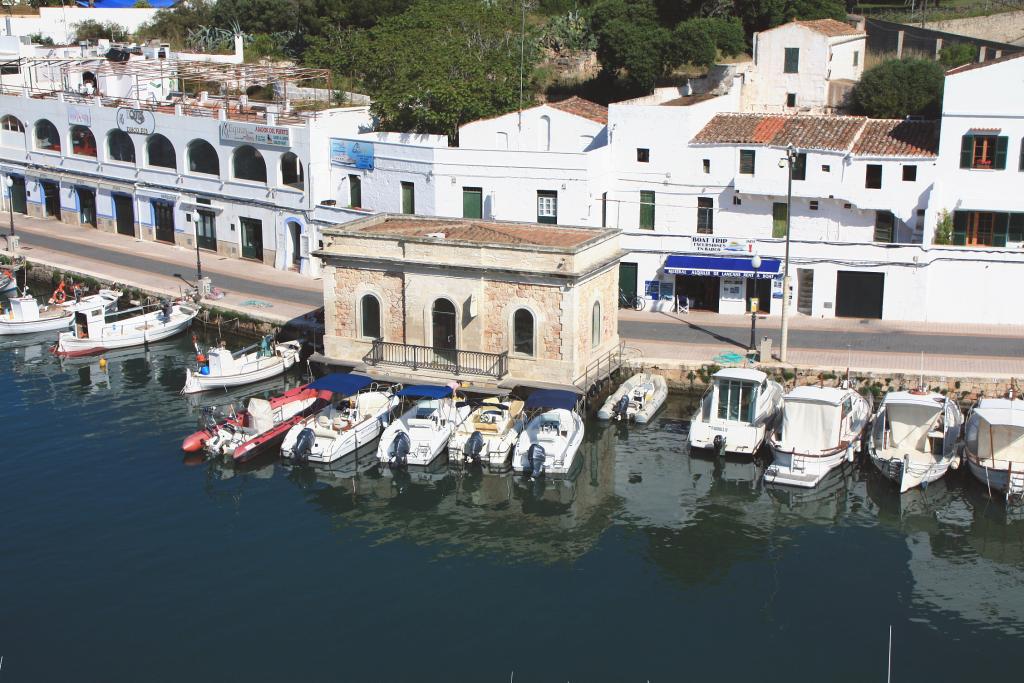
[968,414,1024,462]
[525,389,578,412]
[247,398,274,433]
[887,403,941,450]
[397,385,452,399]
[308,373,372,396]
[781,400,840,452]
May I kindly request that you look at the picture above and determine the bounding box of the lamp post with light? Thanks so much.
[749,253,761,354]
[191,209,203,297]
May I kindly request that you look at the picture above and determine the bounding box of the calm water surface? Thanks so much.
[2,331,1024,682]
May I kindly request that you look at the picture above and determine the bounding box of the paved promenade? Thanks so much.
[4,214,1024,375]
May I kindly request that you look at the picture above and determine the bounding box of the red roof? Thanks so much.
[547,96,608,125]
[851,119,939,157]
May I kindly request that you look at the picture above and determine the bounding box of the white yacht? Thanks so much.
[512,389,585,478]
[54,300,198,356]
[597,372,668,424]
[868,390,963,493]
[964,397,1024,501]
[182,336,302,394]
[688,368,784,455]
[766,385,871,488]
[0,289,119,336]
[449,395,525,468]
[377,384,470,467]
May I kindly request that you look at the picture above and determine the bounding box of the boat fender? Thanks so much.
[612,394,630,422]
[713,434,726,457]
[292,428,316,462]
[464,431,485,465]
[388,431,411,467]
[199,365,211,375]
[526,443,546,479]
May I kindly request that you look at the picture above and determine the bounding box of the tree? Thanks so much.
[939,42,976,69]
[591,0,669,93]
[852,58,944,119]
[133,0,152,7]
[136,1,216,48]
[72,19,130,42]
[733,0,845,35]
[668,19,717,68]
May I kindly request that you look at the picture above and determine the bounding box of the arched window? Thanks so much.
[361,294,381,339]
[591,301,601,348]
[33,119,60,152]
[281,152,303,190]
[513,308,534,356]
[232,145,266,183]
[146,134,176,169]
[106,130,135,163]
[70,125,97,157]
[2,116,23,133]
[1,116,25,148]
[539,114,551,152]
[187,139,219,176]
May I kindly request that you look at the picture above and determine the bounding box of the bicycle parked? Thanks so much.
[618,291,646,311]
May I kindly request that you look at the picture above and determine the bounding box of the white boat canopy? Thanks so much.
[883,393,944,451]
[968,400,1024,463]
[713,368,767,384]
[780,399,842,452]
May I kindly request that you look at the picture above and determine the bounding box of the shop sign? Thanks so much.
[644,280,661,299]
[67,105,91,127]
[689,235,753,254]
[116,108,156,135]
[219,121,290,148]
[330,138,375,170]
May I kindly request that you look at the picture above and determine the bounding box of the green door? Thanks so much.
[639,191,655,229]
[9,176,26,214]
[240,217,263,261]
[462,187,482,219]
[196,209,216,251]
[401,181,415,214]
[772,202,788,238]
[153,200,174,243]
[618,262,638,304]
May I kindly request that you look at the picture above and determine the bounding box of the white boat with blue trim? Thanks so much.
[512,388,585,477]
[377,384,470,467]
[182,335,302,394]
[54,300,198,356]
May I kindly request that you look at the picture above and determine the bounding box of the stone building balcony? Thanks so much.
[363,339,509,380]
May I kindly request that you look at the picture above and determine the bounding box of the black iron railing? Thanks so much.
[363,340,508,379]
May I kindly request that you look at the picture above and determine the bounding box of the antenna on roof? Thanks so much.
[518,0,527,128]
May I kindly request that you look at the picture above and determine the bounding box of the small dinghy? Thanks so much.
[963,396,1024,502]
[377,384,470,467]
[181,335,302,394]
[688,368,784,455]
[0,263,22,297]
[281,374,400,464]
[765,384,871,488]
[512,389,585,478]
[182,383,332,462]
[597,372,668,424]
[0,287,120,336]
[53,300,198,356]
[868,390,963,493]
[449,395,525,468]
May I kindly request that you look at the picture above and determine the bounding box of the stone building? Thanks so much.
[317,214,621,387]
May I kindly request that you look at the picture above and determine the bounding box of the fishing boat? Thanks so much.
[181,383,332,462]
[868,390,963,493]
[512,389,585,478]
[0,264,21,296]
[688,368,784,455]
[377,384,470,467]
[181,335,302,394]
[53,300,198,356]
[281,374,400,464]
[765,384,871,488]
[448,395,525,468]
[597,372,668,424]
[0,288,120,336]
[963,396,1024,502]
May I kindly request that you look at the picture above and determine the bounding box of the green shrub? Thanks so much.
[852,59,944,119]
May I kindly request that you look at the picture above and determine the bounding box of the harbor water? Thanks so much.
[3,330,1024,681]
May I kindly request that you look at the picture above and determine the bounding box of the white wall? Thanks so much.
[457,105,605,153]
[5,7,161,45]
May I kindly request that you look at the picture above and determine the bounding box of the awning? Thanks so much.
[525,389,579,412]
[307,373,372,396]
[664,255,781,279]
[397,385,453,399]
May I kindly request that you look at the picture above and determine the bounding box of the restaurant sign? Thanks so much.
[219,121,290,148]
[116,108,156,135]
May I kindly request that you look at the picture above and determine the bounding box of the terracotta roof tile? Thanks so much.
[793,18,863,37]
[946,50,1024,75]
[356,218,600,248]
[547,96,608,125]
[852,119,938,157]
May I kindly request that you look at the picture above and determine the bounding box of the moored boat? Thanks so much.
[53,300,198,356]
[512,388,585,478]
[377,384,470,467]
[765,384,871,488]
[281,374,400,464]
[597,372,668,424]
[181,335,302,394]
[688,368,784,455]
[0,264,21,296]
[448,395,525,468]
[868,390,963,493]
[964,397,1024,502]
[0,288,120,336]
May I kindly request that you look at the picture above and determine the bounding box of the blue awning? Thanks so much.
[525,389,580,412]
[307,373,372,396]
[664,255,781,279]
[397,385,453,399]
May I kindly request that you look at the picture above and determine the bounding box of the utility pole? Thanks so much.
[779,144,796,363]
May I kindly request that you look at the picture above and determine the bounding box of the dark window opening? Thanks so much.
[636,148,649,163]
[902,165,917,181]
[361,294,381,339]
[865,164,882,189]
[696,197,713,234]
[107,130,135,163]
[513,308,534,356]
[146,134,176,169]
[232,145,267,183]
[187,139,219,175]
[784,47,799,73]
[70,125,96,157]
[281,152,303,190]
[739,149,755,175]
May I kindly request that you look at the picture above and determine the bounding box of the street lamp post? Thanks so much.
[5,176,14,238]
[191,209,203,298]
[749,253,761,354]
[778,144,797,363]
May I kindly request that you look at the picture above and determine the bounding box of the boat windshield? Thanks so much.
[716,379,758,423]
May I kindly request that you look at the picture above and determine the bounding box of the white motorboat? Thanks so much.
[964,397,1024,502]
[182,335,302,394]
[448,395,525,468]
[512,389,585,478]
[688,368,784,455]
[597,372,668,424]
[868,390,964,493]
[765,384,872,488]
[53,300,198,356]
[281,374,400,464]
[0,288,120,336]
[377,384,470,467]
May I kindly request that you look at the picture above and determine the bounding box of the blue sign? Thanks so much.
[644,280,661,299]
[330,138,375,170]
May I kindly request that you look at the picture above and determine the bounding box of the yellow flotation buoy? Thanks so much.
[99,357,108,371]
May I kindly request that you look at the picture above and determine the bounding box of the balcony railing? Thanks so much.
[363,340,508,379]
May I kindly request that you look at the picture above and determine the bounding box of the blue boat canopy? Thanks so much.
[664,255,781,279]
[525,389,580,412]
[307,373,372,396]
[397,385,453,399]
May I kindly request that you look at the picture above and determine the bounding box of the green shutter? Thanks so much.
[960,135,973,169]
[793,153,806,181]
[995,136,1008,169]
[772,202,787,237]
[1020,138,1024,171]
[401,182,415,214]
[639,191,655,229]
[993,212,1009,246]
[952,211,967,245]
[462,187,482,218]
[1010,213,1024,242]
[784,47,799,73]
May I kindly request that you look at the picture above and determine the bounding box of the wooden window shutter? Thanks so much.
[993,212,1009,247]
[995,136,1008,169]
[960,135,973,169]
[952,210,967,245]
[1010,213,1024,242]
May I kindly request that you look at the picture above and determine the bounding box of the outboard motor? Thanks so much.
[388,431,411,467]
[161,300,173,322]
[713,434,726,457]
[612,394,630,422]
[291,428,316,462]
[526,443,546,479]
[464,431,485,466]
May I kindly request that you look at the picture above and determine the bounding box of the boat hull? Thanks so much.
[55,306,197,357]
[0,315,72,335]
[182,348,299,394]
[966,457,1010,494]
[512,409,585,476]
[688,420,766,456]
[765,443,857,488]
[596,373,668,424]
[282,398,397,464]
[869,452,954,493]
